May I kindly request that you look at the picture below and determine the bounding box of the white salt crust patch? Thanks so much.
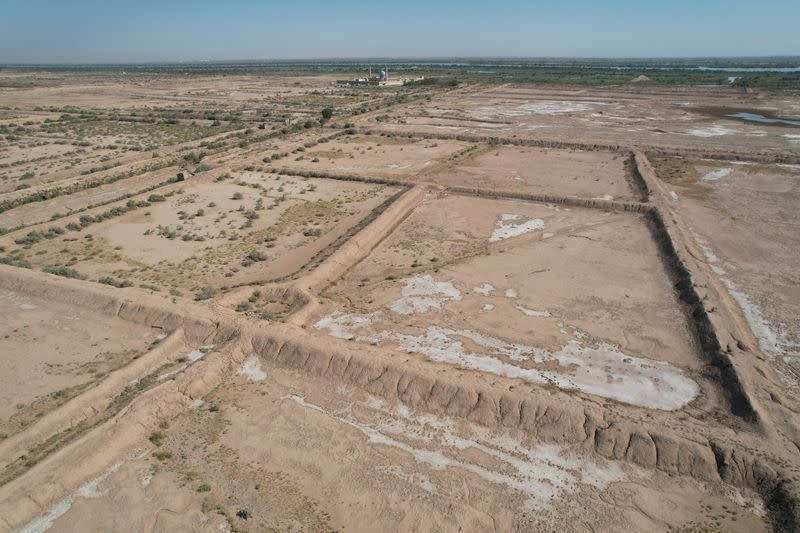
[472,100,602,120]
[314,275,699,411]
[17,449,150,533]
[188,345,215,362]
[700,168,733,182]
[693,230,792,361]
[516,305,551,318]
[669,191,679,202]
[237,355,267,381]
[314,311,382,340]
[686,125,738,137]
[392,326,698,411]
[158,345,216,381]
[490,213,545,242]
[188,398,204,410]
[505,288,519,299]
[284,394,626,511]
[473,283,495,296]
[388,275,461,315]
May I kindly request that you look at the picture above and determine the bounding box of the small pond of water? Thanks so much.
[728,112,800,127]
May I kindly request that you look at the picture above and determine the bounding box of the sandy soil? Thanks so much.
[0,72,799,533]
[376,86,800,158]
[315,194,707,412]
[663,160,800,395]
[431,145,637,201]
[33,367,769,533]
[276,134,471,180]
[3,173,396,294]
[0,288,157,434]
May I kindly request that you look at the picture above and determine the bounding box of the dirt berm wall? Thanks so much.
[0,264,238,344]
[364,129,624,153]
[643,146,800,166]
[445,185,649,213]
[643,209,756,421]
[273,167,651,214]
[624,152,651,201]
[248,332,798,531]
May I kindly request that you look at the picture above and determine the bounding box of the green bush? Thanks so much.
[98,276,133,288]
[0,255,32,268]
[245,250,267,262]
[149,431,165,446]
[194,287,215,301]
[43,266,86,279]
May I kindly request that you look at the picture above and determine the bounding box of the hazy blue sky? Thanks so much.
[1,0,798,63]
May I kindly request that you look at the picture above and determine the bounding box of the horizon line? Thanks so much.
[2,54,800,67]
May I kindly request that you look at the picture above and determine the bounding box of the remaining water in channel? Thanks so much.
[728,112,800,127]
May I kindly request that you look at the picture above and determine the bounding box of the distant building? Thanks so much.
[334,67,423,87]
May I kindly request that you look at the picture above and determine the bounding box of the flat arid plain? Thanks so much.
[1,66,799,532]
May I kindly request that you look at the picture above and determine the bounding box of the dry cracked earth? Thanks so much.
[0,71,799,532]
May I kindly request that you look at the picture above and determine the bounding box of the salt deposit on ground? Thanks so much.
[505,288,519,298]
[314,311,381,340]
[159,345,217,381]
[18,458,126,533]
[669,191,679,201]
[724,486,767,518]
[693,231,788,360]
[472,101,599,121]
[516,305,551,318]
[237,355,267,381]
[393,326,698,411]
[686,125,738,137]
[315,286,699,410]
[388,275,461,315]
[284,394,627,510]
[187,345,215,362]
[701,168,733,182]
[473,283,495,295]
[489,213,545,242]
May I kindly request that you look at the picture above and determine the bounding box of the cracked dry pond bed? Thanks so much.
[314,193,717,412]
